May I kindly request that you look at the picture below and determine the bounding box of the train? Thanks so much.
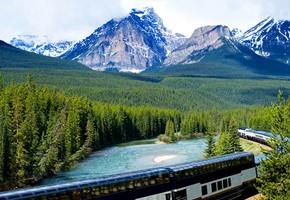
[0,152,257,200]
[238,127,273,145]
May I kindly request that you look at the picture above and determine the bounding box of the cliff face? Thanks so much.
[61,7,187,72]
[164,25,231,65]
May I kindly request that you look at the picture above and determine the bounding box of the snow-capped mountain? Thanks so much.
[238,17,290,64]
[10,35,75,57]
[60,7,187,72]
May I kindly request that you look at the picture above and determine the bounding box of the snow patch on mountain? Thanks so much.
[10,35,75,57]
[237,17,290,63]
[61,7,187,73]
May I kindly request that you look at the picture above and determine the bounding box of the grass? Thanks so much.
[240,138,271,156]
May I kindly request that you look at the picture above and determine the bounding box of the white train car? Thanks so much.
[238,128,272,144]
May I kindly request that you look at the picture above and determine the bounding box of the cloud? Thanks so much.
[0,0,289,42]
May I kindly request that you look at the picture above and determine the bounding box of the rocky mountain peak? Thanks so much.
[238,17,290,64]
[231,28,243,38]
[60,7,187,72]
[164,25,231,65]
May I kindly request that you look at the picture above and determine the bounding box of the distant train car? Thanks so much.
[0,152,256,200]
[238,128,272,145]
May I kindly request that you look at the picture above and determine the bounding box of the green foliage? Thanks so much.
[0,40,89,70]
[215,132,232,155]
[147,38,290,78]
[0,74,181,190]
[256,91,290,199]
[204,133,216,158]
[164,119,177,142]
[1,67,290,113]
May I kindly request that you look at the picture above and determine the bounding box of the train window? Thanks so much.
[217,181,222,190]
[189,170,195,176]
[101,186,109,194]
[149,178,156,185]
[72,190,81,200]
[118,182,127,191]
[142,178,149,186]
[202,185,208,196]
[223,179,228,188]
[156,174,164,184]
[82,188,92,199]
[165,175,170,183]
[91,187,100,196]
[127,181,134,189]
[134,180,142,188]
[211,183,217,192]
[228,178,232,187]
[109,184,119,192]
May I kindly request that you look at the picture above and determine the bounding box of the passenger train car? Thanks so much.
[0,152,256,200]
[238,128,273,145]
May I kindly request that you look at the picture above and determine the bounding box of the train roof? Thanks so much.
[166,152,254,172]
[0,168,169,199]
[238,128,273,137]
[0,152,254,199]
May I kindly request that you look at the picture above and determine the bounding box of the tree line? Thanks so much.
[0,74,181,190]
[0,73,284,195]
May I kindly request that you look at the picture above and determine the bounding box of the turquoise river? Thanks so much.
[40,138,206,186]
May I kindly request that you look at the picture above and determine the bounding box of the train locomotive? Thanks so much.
[0,152,257,200]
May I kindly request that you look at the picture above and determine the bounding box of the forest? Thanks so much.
[0,74,181,190]
[0,73,275,190]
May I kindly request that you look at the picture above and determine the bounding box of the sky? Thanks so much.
[0,0,289,43]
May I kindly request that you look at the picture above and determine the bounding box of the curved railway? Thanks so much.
[0,128,271,200]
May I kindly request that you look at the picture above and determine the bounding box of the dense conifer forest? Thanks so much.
[0,73,275,190]
[1,44,290,196]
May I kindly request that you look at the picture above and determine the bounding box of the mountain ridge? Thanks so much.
[7,9,290,74]
[238,17,290,64]
[10,35,75,57]
[0,40,89,70]
[60,7,187,72]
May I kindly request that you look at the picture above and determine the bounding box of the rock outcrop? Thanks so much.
[164,25,231,65]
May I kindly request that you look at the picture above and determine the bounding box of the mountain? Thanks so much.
[60,7,187,73]
[146,35,290,77]
[238,17,290,64]
[0,40,89,70]
[231,28,243,38]
[10,35,75,57]
[163,25,231,65]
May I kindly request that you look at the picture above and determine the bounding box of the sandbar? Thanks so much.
[153,155,177,163]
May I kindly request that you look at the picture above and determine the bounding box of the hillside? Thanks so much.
[1,38,290,112]
[0,40,89,70]
[147,38,290,77]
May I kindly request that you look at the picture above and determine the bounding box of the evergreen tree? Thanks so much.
[256,91,290,199]
[228,117,243,152]
[215,132,232,155]
[204,132,216,158]
[165,119,176,142]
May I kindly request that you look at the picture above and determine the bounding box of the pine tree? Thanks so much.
[256,91,290,199]
[204,132,216,158]
[215,132,232,155]
[228,117,243,152]
[165,119,176,142]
